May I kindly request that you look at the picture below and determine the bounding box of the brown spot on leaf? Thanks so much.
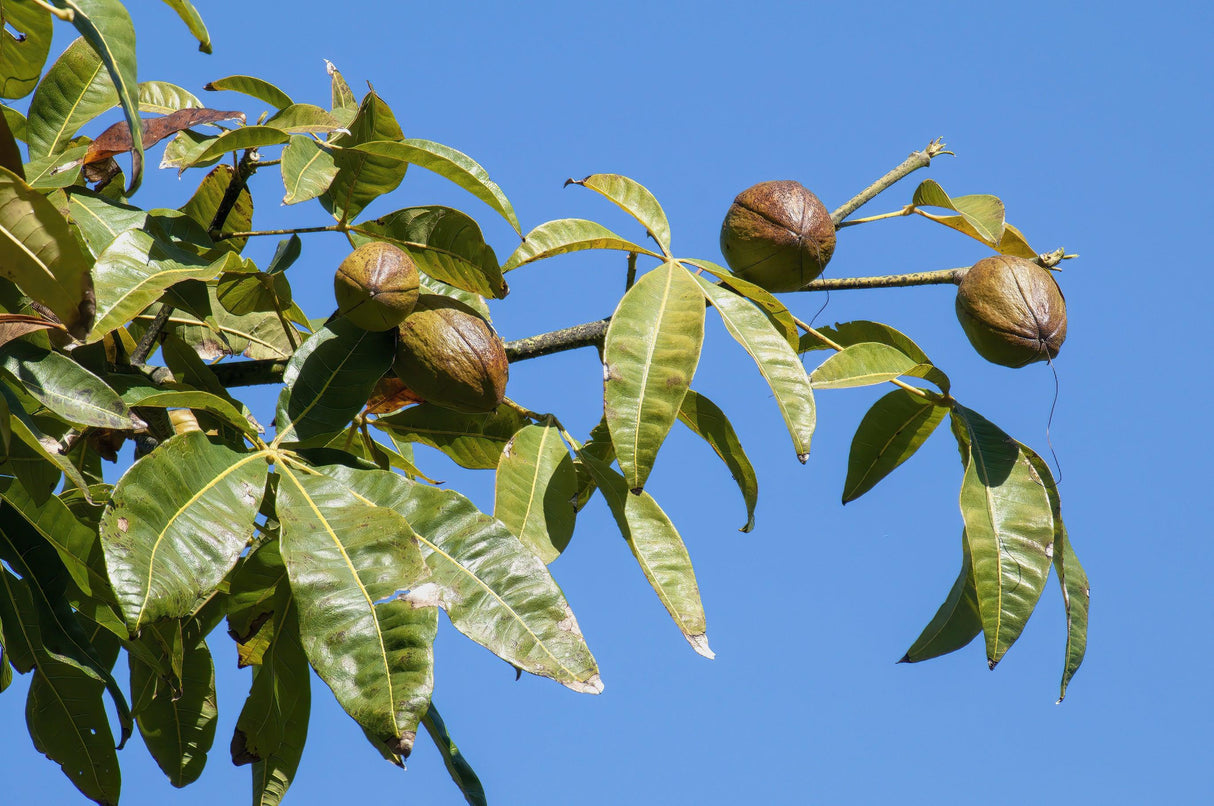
[117,517,129,533]
[230,729,258,766]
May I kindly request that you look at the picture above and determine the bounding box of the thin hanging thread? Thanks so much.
[1044,347,1063,485]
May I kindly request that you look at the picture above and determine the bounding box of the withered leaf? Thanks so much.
[365,375,425,415]
[0,313,64,349]
[82,108,247,165]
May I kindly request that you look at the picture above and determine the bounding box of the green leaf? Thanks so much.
[0,103,23,178]
[0,494,132,744]
[216,261,293,316]
[681,258,799,351]
[88,229,234,341]
[355,138,521,234]
[179,163,253,253]
[567,173,671,254]
[951,406,1055,667]
[280,135,337,205]
[109,374,262,436]
[276,464,434,757]
[502,218,659,271]
[810,341,921,389]
[321,91,407,223]
[912,179,1005,246]
[899,533,981,663]
[324,464,602,693]
[100,432,269,632]
[0,475,112,601]
[25,37,116,159]
[1024,450,1088,702]
[234,604,311,806]
[799,319,949,393]
[183,125,290,169]
[353,205,505,298]
[373,401,527,470]
[54,0,143,192]
[578,453,711,658]
[1,104,27,141]
[27,654,121,804]
[138,80,202,113]
[203,74,292,108]
[0,167,95,339]
[275,319,395,444]
[995,222,1038,260]
[326,60,357,123]
[0,339,140,429]
[159,128,217,172]
[1,382,92,497]
[494,422,578,563]
[66,189,147,255]
[842,388,947,503]
[159,0,211,53]
[129,635,217,786]
[0,0,52,99]
[696,275,815,462]
[676,389,758,532]
[423,704,487,806]
[264,103,342,134]
[604,261,704,492]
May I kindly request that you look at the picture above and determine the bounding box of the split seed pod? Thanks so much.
[719,180,836,292]
[334,241,420,331]
[955,255,1067,367]
[393,294,508,413]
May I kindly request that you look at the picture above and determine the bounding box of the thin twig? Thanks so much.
[830,138,953,225]
[214,224,345,241]
[797,267,966,292]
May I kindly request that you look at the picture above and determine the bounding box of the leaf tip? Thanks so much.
[797,452,809,464]
[563,674,604,695]
[896,653,911,664]
[987,658,999,671]
[686,633,715,659]
[629,486,644,496]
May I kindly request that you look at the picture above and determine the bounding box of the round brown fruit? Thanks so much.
[719,180,836,293]
[334,241,420,331]
[393,294,508,413]
[955,255,1067,368]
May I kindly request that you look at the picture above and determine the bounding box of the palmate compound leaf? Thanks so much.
[604,260,705,493]
[1024,450,1089,702]
[950,405,1055,668]
[501,218,660,271]
[374,402,529,470]
[494,421,579,564]
[577,453,712,659]
[566,173,672,255]
[900,532,982,663]
[275,462,435,757]
[695,275,815,462]
[0,569,121,805]
[0,0,52,100]
[100,431,269,633]
[321,463,603,693]
[0,338,141,430]
[128,634,217,787]
[0,167,95,339]
[842,388,948,504]
[275,318,396,445]
[676,390,758,533]
[53,0,144,192]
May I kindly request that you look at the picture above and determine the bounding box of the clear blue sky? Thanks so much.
[3,1,1211,804]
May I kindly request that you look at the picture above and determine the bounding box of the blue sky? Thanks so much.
[2,1,1212,803]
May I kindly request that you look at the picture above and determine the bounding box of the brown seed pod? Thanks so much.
[334,241,420,331]
[719,180,836,293]
[393,294,508,413]
[955,255,1067,367]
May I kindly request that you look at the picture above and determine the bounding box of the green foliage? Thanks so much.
[0,9,1088,805]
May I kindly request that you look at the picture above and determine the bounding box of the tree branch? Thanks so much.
[798,267,965,291]
[830,138,952,226]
